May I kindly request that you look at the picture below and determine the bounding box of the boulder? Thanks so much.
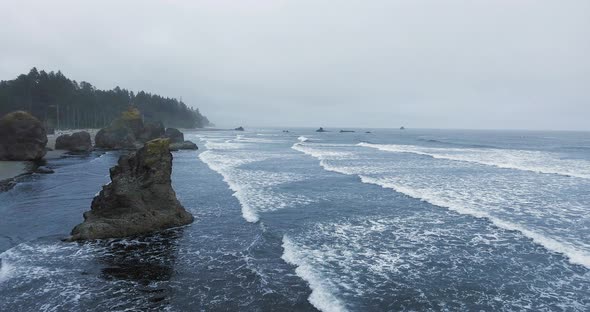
[169,140,198,151]
[95,108,164,150]
[95,108,143,149]
[0,111,47,160]
[234,126,245,131]
[138,121,165,143]
[164,128,184,143]
[69,138,194,240]
[55,131,92,152]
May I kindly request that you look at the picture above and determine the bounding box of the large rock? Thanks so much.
[55,131,92,152]
[95,108,164,150]
[169,140,198,151]
[70,138,194,240]
[0,111,47,160]
[139,121,165,143]
[164,128,184,143]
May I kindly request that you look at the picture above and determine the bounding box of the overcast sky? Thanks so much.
[1,0,589,130]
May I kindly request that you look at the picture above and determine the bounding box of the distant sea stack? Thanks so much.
[234,126,245,131]
[69,138,194,240]
[0,111,47,160]
[94,108,164,149]
[165,127,198,150]
[316,127,327,132]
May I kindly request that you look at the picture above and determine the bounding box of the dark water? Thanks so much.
[1,128,589,311]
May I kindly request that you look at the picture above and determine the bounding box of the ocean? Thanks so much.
[0,128,589,311]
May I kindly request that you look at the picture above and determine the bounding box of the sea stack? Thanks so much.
[95,107,164,150]
[69,138,194,240]
[0,111,47,160]
[165,127,199,150]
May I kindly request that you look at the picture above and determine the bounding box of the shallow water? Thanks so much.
[1,128,589,311]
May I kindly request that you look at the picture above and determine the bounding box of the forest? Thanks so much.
[0,68,210,129]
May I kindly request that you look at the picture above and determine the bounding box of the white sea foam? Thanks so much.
[200,139,312,222]
[282,236,348,312]
[199,150,264,222]
[283,213,590,310]
[0,258,14,284]
[298,136,310,142]
[358,175,590,268]
[291,143,352,160]
[358,142,590,179]
[293,142,590,269]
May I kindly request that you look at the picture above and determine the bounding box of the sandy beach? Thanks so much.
[0,129,99,183]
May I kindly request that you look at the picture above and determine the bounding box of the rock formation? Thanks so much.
[164,128,184,143]
[138,121,165,143]
[0,111,47,160]
[164,128,198,150]
[169,141,198,151]
[69,138,194,240]
[95,108,164,150]
[316,127,327,132]
[234,126,245,131]
[55,131,92,152]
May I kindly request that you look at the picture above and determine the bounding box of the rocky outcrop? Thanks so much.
[35,166,54,174]
[55,131,92,152]
[234,126,245,131]
[70,138,194,240]
[164,128,184,143]
[164,128,197,150]
[316,127,327,132]
[0,111,47,160]
[169,141,198,151]
[95,108,164,150]
[138,121,165,143]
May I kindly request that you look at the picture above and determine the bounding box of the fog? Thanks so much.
[1,0,589,130]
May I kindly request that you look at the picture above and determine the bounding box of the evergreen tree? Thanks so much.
[0,68,211,129]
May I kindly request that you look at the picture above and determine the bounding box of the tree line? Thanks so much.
[0,68,211,129]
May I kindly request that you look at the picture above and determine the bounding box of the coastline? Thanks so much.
[0,129,99,191]
[0,161,31,191]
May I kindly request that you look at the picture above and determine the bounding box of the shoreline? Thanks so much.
[0,128,99,191]
[0,161,32,191]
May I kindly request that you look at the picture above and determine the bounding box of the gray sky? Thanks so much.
[1,0,589,130]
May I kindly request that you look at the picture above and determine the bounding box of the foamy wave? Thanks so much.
[0,243,72,286]
[358,142,590,179]
[292,143,352,160]
[358,175,590,268]
[298,136,310,142]
[0,258,14,284]
[199,150,312,223]
[199,151,264,222]
[281,236,348,312]
[293,142,590,269]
